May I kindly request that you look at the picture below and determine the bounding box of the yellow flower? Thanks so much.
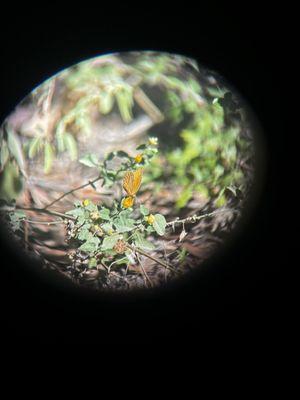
[122,196,134,208]
[148,137,158,146]
[83,199,90,207]
[134,153,143,163]
[145,214,155,225]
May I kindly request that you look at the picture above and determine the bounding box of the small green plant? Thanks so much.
[145,88,247,209]
[1,53,249,207]
[56,137,181,280]
[0,53,252,290]
[1,135,239,288]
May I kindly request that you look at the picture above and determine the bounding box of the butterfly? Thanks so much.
[122,168,143,207]
[123,168,143,196]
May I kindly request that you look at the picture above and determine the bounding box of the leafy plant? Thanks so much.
[1,133,247,289]
[145,87,247,208]
[1,52,249,204]
[64,138,168,272]
[0,125,26,201]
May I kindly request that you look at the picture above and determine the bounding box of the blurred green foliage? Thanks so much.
[161,98,245,208]
[134,54,247,208]
[0,126,25,201]
[0,52,251,208]
[62,140,166,272]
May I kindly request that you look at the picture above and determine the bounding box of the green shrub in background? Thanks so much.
[135,54,248,208]
[0,52,251,208]
[156,93,245,209]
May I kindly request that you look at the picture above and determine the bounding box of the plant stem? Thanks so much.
[166,209,230,228]
[100,262,130,285]
[127,244,179,275]
[24,219,65,225]
[136,252,153,287]
[43,175,103,209]
[15,206,76,220]
[133,87,164,123]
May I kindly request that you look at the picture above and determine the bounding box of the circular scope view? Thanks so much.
[0,51,257,291]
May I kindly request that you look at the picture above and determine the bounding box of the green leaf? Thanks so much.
[101,222,113,233]
[79,236,100,254]
[133,231,155,251]
[188,79,201,93]
[7,127,27,178]
[206,86,226,98]
[115,150,129,158]
[75,112,91,136]
[215,187,227,207]
[66,207,85,217]
[99,91,114,114]
[88,257,97,268]
[44,142,54,174]
[99,207,110,220]
[115,88,133,123]
[79,153,99,167]
[0,141,9,170]
[28,137,42,159]
[114,211,135,233]
[77,226,91,241]
[9,210,26,231]
[215,194,227,208]
[85,202,98,212]
[114,256,129,266]
[176,186,193,209]
[0,161,23,201]
[56,121,66,152]
[105,151,115,161]
[118,209,131,217]
[178,248,188,263]
[136,144,147,151]
[146,225,155,233]
[101,235,122,251]
[10,210,26,220]
[195,184,209,199]
[165,76,186,89]
[102,174,115,188]
[153,214,166,236]
[140,204,149,216]
[64,132,78,161]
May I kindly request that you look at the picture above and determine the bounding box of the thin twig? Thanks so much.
[43,78,56,114]
[43,175,103,209]
[24,219,65,225]
[133,87,164,123]
[166,209,230,228]
[100,261,130,285]
[126,244,179,275]
[15,206,76,220]
[23,185,31,252]
[136,252,153,288]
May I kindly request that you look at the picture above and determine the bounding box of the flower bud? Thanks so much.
[145,214,155,225]
[148,137,158,146]
[134,153,143,163]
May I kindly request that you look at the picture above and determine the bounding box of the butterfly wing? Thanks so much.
[123,171,134,196]
[123,169,143,196]
[132,168,143,195]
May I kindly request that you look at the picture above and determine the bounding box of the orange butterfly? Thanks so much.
[122,168,143,208]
